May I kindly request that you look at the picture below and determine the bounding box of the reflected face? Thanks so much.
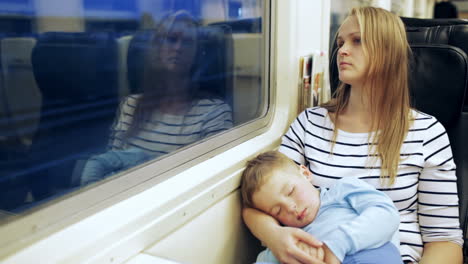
[252,166,320,228]
[159,20,198,73]
[336,16,367,86]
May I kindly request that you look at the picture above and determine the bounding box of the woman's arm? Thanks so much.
[201,99,233,138]
[108,95,139,149]
[419,241,462,264]
[242,207,325,264]
[419,120,463,260]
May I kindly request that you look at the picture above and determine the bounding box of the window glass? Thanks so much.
[0,0,265,222]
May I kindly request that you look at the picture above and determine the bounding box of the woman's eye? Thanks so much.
[354,38,361,44]
[337,41,343,47]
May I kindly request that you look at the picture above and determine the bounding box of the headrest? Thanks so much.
[409,45,467,129]
[126,30,152,94]
[209,17,261,33]
[31,32,118,103]
[401,17,468,55]
[401,17,468,110]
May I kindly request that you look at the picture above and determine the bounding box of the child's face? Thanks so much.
[252,165,320,228]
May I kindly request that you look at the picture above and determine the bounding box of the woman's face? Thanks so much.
[159,20,198,74]
[336,16,368,86]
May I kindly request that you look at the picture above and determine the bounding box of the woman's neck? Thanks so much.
[164,74,192,91]
[158,76,193,114]
[335,84,374,133]
[345,84,370,116]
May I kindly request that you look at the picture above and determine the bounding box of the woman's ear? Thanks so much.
[299,165,312,180]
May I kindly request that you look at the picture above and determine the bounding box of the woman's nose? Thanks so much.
[338,45,349,56]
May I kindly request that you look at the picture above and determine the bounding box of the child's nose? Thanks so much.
[286,203,297,213]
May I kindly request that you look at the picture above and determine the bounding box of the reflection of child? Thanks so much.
[241,151,403,264]
[81,147,151,185]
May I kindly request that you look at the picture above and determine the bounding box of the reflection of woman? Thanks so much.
[243,7,462,264]
[81,11,233,185]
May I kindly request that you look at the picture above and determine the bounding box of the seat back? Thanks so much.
[400,17,468,256]
[329,17,468,246]
[22,31,120,204]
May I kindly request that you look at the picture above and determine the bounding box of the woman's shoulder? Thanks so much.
[295,106,329,124]
[301,106,328,118]
[410,108,441,128]
[120,94,142,107]
[409,109,450,141]
[193,97,231,108]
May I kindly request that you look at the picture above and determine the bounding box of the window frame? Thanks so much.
[0,0,274,258]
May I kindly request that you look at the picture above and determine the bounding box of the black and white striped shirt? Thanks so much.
[109,95,233,155]
[279,107,463,263]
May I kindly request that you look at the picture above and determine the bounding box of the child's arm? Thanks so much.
[321,178,400,261]
[81,148,150,185]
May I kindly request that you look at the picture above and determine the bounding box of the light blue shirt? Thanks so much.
[80,147,152,185]
[257,177,400,263]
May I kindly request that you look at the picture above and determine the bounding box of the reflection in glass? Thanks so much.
[0,0,264,221]
[80,11,233,185]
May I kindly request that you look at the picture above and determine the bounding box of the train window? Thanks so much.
[0,0,268,231]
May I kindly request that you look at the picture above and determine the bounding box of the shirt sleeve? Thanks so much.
[108,96,136,150]
[418,119,463,246]
[202,100,233,138]
[322,178,400,261]
[279,110,308,165]
[256,248,281,264]
[81,148,150,185]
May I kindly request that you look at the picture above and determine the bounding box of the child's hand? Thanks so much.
[322,244,340,264]
[266,226,325,264]
[297,241,325,261]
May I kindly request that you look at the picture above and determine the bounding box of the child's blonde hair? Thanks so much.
[240,151,299,208]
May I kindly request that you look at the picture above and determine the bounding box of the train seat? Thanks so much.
[210,18,262,125]
[195,24,233,108]
[0,37,41,147]
[116,35,132,98]
[330,17,468,259]
[401,17,468,111]
[0,36,41,211]
[401,17,468,260]
[20,31,120,206]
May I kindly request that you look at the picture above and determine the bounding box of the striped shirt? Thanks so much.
[279,107,463,263]
[109,94,233,156]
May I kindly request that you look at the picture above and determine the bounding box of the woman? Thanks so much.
[81,10,233,185]
[243,7,462,264]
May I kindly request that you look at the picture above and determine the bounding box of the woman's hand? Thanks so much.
[266,226,325,264]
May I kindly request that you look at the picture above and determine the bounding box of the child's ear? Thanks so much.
[299,165,312,180]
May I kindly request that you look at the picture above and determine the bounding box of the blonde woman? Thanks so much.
[243,7,463,264]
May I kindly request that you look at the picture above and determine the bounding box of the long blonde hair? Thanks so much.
[125,10,200,139]
[323,7,412,185]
